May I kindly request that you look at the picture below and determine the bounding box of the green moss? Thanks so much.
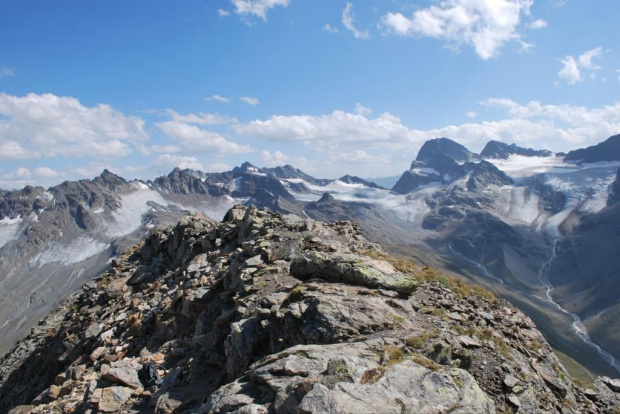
[288,284,307,302]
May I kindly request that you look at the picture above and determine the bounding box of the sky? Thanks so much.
[0,0,619,189]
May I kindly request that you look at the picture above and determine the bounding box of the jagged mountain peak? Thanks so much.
[232,161,262,175]
[337,174,382,188]
[481,140,552,160]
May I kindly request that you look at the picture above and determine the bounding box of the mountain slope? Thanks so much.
[2,206,618,413]
[564,134,620,163]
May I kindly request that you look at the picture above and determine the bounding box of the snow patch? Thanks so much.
[411,168,439,176]
[488,155,574,178]
[0,216,22,249]
[29,236,110,268]
[103,183,175,238]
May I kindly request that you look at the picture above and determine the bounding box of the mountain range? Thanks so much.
[1,134,620,380]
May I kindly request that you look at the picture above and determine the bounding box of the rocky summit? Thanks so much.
[1,206,619,413]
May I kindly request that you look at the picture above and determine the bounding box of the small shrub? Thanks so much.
[410,354,440,371]
[392,314,405,324]
[405,330,439,349]
[383,345,405,366]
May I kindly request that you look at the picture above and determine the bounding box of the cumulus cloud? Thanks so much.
[342,2,370,39]
[231,0,289,20]
[0,93,148,160]
[165,109,237,125]
[239,96,260,105]
[259,150,313,170]
[466,111,478,118]
[558,47,603,85]
[153,154,204,171]
[235,110,412,147]
[355,102,372,116]
[157,121,252,154]
[34,167,58,178]
[380,0,534,60]
[558,56,581,84]
[0,67,15,78]
[218,9,231,17]
[237,99,620,158]
[205,94,230,103]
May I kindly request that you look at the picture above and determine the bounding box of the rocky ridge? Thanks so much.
[1,206,618,413]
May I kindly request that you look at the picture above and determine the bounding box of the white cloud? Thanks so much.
[231,0,289,20]
[0,93,148,160]
[558,56,581,84]
[207,162,231,172]
[15,167,31,179]
[578,47,602,69]
[157,121,252,154]
[528,19,548,29]
[466,111,478,118]
[218,9,231,17]
[259,149,313,170]
[328,150,387,164]
[34,167,58,178]
[380,0,534,60]
[342,2,370,39]
[153,154,204,171]
[165,109,237,125]
[205,94,230,103]
[355,102,372,116]
[0,67,15,78]
[558,47,603,85]
[240,96,260,105]
[323,24,339,33]
[152,145,182,153]
[237,99,620,160]
[259,149,288,166]
[236,110,412,147]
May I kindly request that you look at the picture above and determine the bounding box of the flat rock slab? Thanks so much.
[98,386,132,412]
[290,252,418,293]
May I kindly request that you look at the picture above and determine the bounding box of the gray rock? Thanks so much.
[290,252,418,293]
[101,360,142,388]
[84,322,103,340]
[98,386,132,412]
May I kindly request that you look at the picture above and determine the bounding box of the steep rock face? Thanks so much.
[564,134,620,163]
[1,206,615,413]
[392,138,475,194]
[481,141,552,160]
[608,168,620,206]
[547,200,620,352]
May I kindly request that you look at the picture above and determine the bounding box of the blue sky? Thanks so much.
[1,0,619,188]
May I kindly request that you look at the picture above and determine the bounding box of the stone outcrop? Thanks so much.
[0,206,618,413]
